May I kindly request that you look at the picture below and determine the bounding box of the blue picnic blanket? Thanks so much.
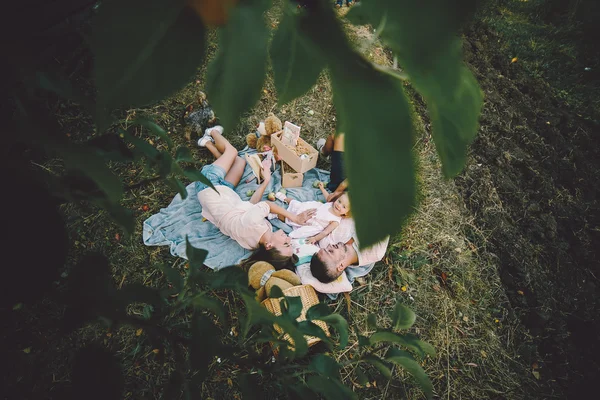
[143,148,331,269]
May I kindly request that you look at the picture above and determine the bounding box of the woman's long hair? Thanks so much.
[239,244,298,272]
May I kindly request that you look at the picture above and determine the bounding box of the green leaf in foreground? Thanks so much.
[386,348,433,399]
[353,0,483,178]
[306,375,357,400]
[369,331,435,359]
[206,0,269,130]
[270,6,325,105]
[92,0,206,112]
[390,302,416,330]
[132,116,174,149]
[330,62,416,248]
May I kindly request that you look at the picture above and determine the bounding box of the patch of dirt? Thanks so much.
[448,22,600,398]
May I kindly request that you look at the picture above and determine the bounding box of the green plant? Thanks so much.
[62,239,434,398]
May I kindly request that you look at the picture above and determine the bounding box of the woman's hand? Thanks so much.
[260,157,272,183]
[294,209,316,225]
[326,191,341,202]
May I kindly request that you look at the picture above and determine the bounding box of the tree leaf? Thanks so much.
[269,285,285,299]
[361,354,392,379]
[182,166,216,191]
[270,5,325,104]
[330,62,416,248]
[132,116,174,149]
[309,354,341,379]
[297,321,332,346]
[239,373,263,400]
[186,237,208,272]
[60,143,124,204]
[158,265,184,292]
[190,295,225,321]
[320,314,349,349]
[88,134,135,162]
[306,302,332,320]
[390,302,416,330]
[284,295,303,321]
[354,366,370,387]
[190,313,220,385]
[175,146,194,162]
[92,0,206,111]
[367,313,378,329]
[166,176,187,199]
[385,348,433,399]
[306,375,357,400]
[205,0,269,130]
[351,0,482,178]
[369,331,435,359]
[71,344,124,400]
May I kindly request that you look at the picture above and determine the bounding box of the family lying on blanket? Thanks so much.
[146,124,389,294]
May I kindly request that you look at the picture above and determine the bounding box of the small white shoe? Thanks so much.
[197,135,214,147]
[316,138,327,156]
[204,125,224,137]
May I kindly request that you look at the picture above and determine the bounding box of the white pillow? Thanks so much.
[295,263,352,294]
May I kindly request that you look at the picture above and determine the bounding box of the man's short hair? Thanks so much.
[310,252,342,283]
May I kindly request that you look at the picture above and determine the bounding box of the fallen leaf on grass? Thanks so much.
[532,370,540,380]
[465,362,478,367]
[136,328,143,336]
[511,57,518,63]
[23,347,31,354]
[517,290,524,295]
[152,349,160,354]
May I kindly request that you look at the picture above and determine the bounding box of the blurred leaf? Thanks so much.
[158,265,184,292]
[369,331,435,359]
[92,0,206,112]
[71,344,124,400]
[297,320,331,345]
[120,128,160,161]
[65,252,120,322]
[182,166,215,190]
[390,303,416,330]
[385,348,433,399]
[206,0,269,129]
[361,354,392,379]
[208,265,249,292]
[118,283,165,311]
[163,370,184,400]
[309,354,341,379]
[156,151,175,178]
[367,313,378,329]
[287,383,316,399]
[35,70,93,112]
[175,146,194,162]
[186,237,208,272]
[88,134,135,162]
[100,202,135,236]
[355,366,370,387]
[306,375,357,400]
[190,295,225,321]
[331,62,415,248]
[60,143,124,204]
[132,116,174,149]
[166,176,187,199]
[285,295,303,320]
[306,302,332,320]
[271,5,325,104]
[239,373,263,400]
[190,313,220,385]
[351,0,482,178]
[269,285,285,299]
[320,314,348,349]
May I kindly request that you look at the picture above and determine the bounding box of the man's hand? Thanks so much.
[294,209,316,225]
[306,236,318,245]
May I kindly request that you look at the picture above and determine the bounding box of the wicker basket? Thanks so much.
[261,284,329,348]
